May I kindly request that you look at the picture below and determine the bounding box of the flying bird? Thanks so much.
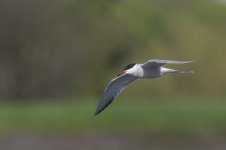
[94,59,195,115]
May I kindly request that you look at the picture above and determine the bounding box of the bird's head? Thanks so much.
[117,63,136,77]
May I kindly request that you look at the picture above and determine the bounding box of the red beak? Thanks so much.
[117,70,125,77]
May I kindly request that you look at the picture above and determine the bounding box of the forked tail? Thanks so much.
[177,70,194,74]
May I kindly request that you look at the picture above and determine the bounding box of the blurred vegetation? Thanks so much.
[0,0,226,99]
[0,98,226,134]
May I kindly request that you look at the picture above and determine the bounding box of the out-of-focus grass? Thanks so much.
[0,98,226,134]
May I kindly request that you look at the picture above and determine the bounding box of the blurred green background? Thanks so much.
[0,0,226,150]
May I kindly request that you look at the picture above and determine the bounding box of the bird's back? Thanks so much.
[141,66,161,78]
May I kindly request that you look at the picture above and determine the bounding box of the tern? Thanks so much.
[94,59,195,115]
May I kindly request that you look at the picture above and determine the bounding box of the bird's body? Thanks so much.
[94,59,195,115]
[125,64,174,78]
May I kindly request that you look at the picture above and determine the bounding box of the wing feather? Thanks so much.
[142,59,196,68]
[94,74,137,115]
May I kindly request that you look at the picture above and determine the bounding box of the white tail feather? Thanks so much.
[178,70,194,74]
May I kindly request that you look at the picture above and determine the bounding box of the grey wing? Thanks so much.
[94,74,138,115]
[142,59,196,68]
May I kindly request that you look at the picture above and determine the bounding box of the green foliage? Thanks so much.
[0,98,226,134]
[0,0,226,98]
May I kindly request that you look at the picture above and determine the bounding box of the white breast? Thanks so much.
[126,64,144,77]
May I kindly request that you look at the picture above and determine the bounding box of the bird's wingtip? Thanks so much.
[94,108,102,116]
[94,111,99,116]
